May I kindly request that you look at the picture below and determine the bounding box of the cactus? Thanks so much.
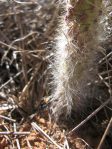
[51,0,112,120]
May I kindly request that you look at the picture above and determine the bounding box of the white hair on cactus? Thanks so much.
[50,0,112,120]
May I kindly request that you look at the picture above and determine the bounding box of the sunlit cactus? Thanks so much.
[51,0,112,120]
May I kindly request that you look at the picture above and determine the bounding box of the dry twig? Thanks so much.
[68,97,112,135]
[97,117,112,149]
[31,122,63,149]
